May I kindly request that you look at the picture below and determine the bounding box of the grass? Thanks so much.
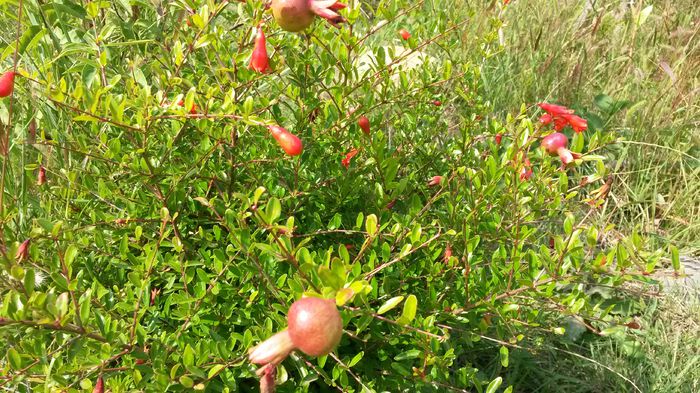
[500,289,699,393]
[480,0,700,252]
[472,1,699,391]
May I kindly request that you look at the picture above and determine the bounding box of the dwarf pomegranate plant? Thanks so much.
[0,1,653,392]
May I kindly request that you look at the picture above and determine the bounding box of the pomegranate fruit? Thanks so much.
[271,0,346,32]
[357,115,370,135]
[495,133,503,145]
[93,376,104,393]
[443,244,452,263]
[541,132,577,166]
[0,71,16,97]
[428,175,443,187]
[249,25,271,74]
[248,297,343,365]
[269,125,303,156]
[177,99,197,114]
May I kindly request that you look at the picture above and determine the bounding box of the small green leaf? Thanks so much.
[394,349,421,361]
[348,351,363,367]
[208,364,225,379]
[499,346,509,367]
[7,348,22,370]
[485,377,503,393]
[64,245,78,269]
[266,198,281,223]
[377,296,404,315]
[365,214,378,237]
[183,345,195,367]
[400,295,417,323]
[179,375,194,388]
[24,268,35,295]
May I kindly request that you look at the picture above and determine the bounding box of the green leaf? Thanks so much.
[377,296,404,315]
[499,346,509,367]
[64,245,78,271]
[7,348,22,370]
[365,214,378,237]
[179,375,194,388]
[24,268,35,295]
[394,349,421,361]
[266,198,281,223]
[485,377,503,393]
[208,364,225,379]
[400,295,417,323]
[348,351,363,367]
[183,345,195,367]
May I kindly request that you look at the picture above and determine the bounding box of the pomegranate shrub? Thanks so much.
[0,1,665,392]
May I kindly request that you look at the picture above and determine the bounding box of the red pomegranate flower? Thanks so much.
[341,148,359,169]
[562,113,588,133]
[538,102,588,133]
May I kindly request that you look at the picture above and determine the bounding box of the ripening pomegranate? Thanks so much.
[357,115,370,135]
[93,376,104,393]
[432,100,442,106]
[177,99,197,114]
[495,134,503,145]
[249,297,343,365]
[443,244,452,263]
[249,25,271,73]
[269,125,303,156]
[399,29,411,40]
[271,0,346,32]
[541,132,577,166]
[428,176,443,187]
[0,71,16,97]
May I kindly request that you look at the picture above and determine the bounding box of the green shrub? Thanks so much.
[0,1,662,391]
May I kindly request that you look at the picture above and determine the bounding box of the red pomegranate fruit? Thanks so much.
[0,71,16,97]
[541,132,577,166]
[248,297,343,365]
[271,0,346,32]
[428,175,443,187]
[357,115,370,135]
[269,125,303,156]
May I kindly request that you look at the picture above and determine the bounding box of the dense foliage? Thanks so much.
[0,0,668,392]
